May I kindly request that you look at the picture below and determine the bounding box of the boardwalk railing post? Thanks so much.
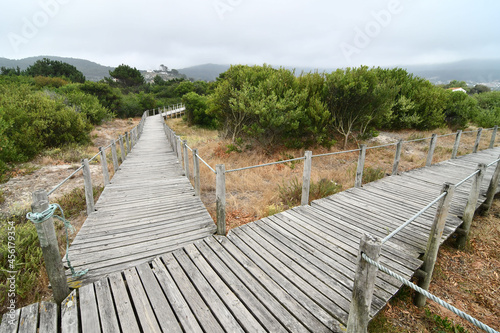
[473,128,482,153]
[111,140,119,172]
[301,151,312,206]
[176,137,182,164]
[216,164,226,235]
[119,135,126,162]
[426,133,438,167]
[456,163,486,249]
[346,234,382,333]
[31,189,70,304]
[99,147,110,186]
[355,144,367,188]
[82,158,94,215]
[126,132,131,153]
[193,149,201,196]
[415,182,455,307]
[480,155,500,215]
[489,125,497,149]
[392,139,403,175]
[451,130,462,159]
[183,140,190,179]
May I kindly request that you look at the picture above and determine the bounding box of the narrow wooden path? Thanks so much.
[3,131,499,332]
[64,114,216,284]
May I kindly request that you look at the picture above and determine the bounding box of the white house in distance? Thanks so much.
[447,87,467,93]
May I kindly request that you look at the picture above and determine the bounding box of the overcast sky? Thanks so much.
[1,0,499,70]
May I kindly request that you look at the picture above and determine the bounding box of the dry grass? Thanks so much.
[167,118,500,230]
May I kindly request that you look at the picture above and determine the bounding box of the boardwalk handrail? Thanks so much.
[358,253,499,333]
[347,154,500,332]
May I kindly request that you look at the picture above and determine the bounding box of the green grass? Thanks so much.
[362,166,386,184]
[278,177,342,207]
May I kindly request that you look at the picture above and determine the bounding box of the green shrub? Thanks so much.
[474,107,500,128]
[362,166,385,184]
[279,177,342,207]
[59,90,114,125]
[0,86,91,164]
[34,76,69,88]
[0,210,44,309]
[183,92,216,128]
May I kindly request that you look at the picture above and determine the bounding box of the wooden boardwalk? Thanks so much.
[2,131,499,331]
[63,114,216,284]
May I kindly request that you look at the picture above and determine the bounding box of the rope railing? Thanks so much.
[361,253,499,333]
[47,165,84,196]
[455,170,480,188]
[382,192,447,244]
[196,153,216,173]
[225,157,305,173]
[311,148,361,158]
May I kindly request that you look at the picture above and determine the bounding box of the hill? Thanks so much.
[0,56,114,81]
[177,64,230,81]
[178,59,500,89]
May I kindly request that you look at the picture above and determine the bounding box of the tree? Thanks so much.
[25,58,85,83]
[109,64,144,87]
[0,66,21,76]
[469,84,490,94]
[182,92,215,128]
[324,66,394,148]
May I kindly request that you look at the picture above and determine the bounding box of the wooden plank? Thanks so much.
[17,303,38,333]
[159,253,225,332]
[135,263,182,333]
[108,272,141,333]
[39,302,57,333]
[203,237,310,333]
[123,267,163,333]
[151,258,204,333]
[194,240,288,333]
[61,290,78,333]
[214,236,332,332]
[0,308,20,333]
[234,225,349,323]
[94,278,120,333]
[79,283,101,333]
[172,249,246,332]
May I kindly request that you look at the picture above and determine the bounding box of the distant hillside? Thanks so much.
[178,64,230,81]
[0,56,114,81]
[177,60,500,89]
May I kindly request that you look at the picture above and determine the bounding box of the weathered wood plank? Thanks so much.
[39,302,57,333]
[79,283,101,333]
[108,272,141,333]
[61,290,78,333]
[94,278,120,332]
[17,303,38,333]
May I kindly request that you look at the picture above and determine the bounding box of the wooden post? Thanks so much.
[119,135,126,162]
[301,151,312,206]
[480,155,500,215]
[355,145,367,188]
[31,190,70,304]
[216,164,226,235]
[126,132,131,153]
[99,147,110,186]
[183,140,190,179]
[111,140,119,173]
[392,139,403,176]
[489,125,498,149]
[426,134,438,167]
[193,149,201,196]
[456,163,486,249]
[82,158,94,215]
[473,128,482,153]
[346,234,382,333]
[415,182,455,307]
[176,138,182,163]
[451,130,462,159]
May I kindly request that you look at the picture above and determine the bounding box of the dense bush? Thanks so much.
[25,58,85,83]
[182,92,215,128]
[0,85,90,172]
[58,89,114,125]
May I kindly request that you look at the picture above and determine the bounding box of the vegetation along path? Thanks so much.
[2,118,499,332]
